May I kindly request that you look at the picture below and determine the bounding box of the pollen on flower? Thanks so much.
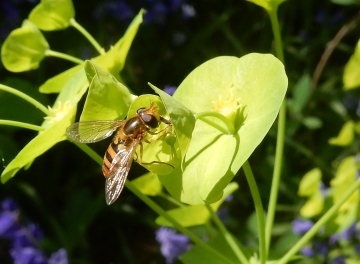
[212,90,241,120]
[44,101,71,124]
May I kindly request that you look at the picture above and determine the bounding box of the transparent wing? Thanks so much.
[66,120,124,143]
[105,140,139,205]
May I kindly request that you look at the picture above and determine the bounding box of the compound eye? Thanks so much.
[140,113,158,128]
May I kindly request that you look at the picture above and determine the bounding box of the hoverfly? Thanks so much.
[66,102,172,205]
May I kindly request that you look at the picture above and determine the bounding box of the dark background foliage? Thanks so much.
[0,0,360,263]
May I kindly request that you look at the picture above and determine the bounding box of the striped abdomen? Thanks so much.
[102,139,133,177]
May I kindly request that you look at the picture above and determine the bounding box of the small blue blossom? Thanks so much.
[330,222,357,245]
[163,85,177,96]
[143,2,169,24]
[319,182,329,198]
[10,247,47,264]
[156,227,192,264]
[313,241,328,257]
[48,248,68,264]
[181,3,195,19]
[356,101,360,116]
[12,223,43,249]
[0,198,20,239]
[0,198,68,264]
[292,219,314,235]
[331,255,346,264]
[93,1,134,23]
[300,245,314,257]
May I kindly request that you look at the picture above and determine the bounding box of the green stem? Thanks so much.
[268,8,285,63]
[0,84,50,115]
[69,18,105,55]
[74,142,235,264]
[205,203,249,264]
[277,178,360,264]
[45,50,84,65]
[242,161,266,264]
[159,193,185,208]
[195,112,235,134]
[0,120,45,131]
[265,7,286,256]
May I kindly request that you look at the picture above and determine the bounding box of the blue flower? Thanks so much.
[313,241,328,257]
[331,255,346,264]
[10,247,47,264]
[48,248,68,264]
[319,182,329,198]
[93,1,134,23]
[329,222,357,245]
[0,198,20,239]
[156,227,192,264]
[0,198,69,264]
[300,245,314,257]
[181,3,195,19]
[143,2,169,24]
[292,219,314,235]
[12,223,43,249]
[163,85,177,96]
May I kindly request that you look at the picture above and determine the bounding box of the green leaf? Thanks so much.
[39,65,83,93]
[131,172,163,196]
[1,20,49,72]
[331,0,360,5]
[1,69,88,183]
[156,182,238,227]
[330,156,359,232]
[246,0,286,11]
[80,61,136,121]
[291,74,311,114]
[29,0,75,30]
[328,121,354,146]
[38,10,143,93]
[150,83,196,159]
[298,168,323,218]
[302,116,322,129]
[298,168,322,197]
[343,39,360,90]
[160,54,287,204]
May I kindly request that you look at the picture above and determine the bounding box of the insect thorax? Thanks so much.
[122,117,147,138]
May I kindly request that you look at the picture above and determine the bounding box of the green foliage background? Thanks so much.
[0,0,360,263]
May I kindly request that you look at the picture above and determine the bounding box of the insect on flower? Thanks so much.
[66,102,173,205]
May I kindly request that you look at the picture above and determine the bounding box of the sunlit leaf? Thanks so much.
[298,168,323,218]
[343,39,360,90]
[80,61,136,121]
[1,70,88,183]
[150,84,196,160]
[39,9,143,93]
[246,0,287,11]
[159,54,287,204]
[330,156,359,232]
[131,172,163,196]
[328,121,354,146]
[298,168,322,197]
[155,182,238,227]
[1,20,49,72]
[29,0,75,30]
